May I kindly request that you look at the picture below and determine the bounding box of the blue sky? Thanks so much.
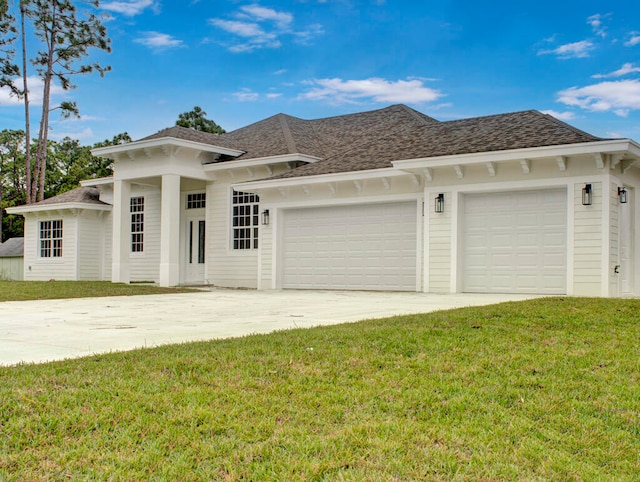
[2,0,640,144]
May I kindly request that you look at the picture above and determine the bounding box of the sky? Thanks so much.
[2,0,640,145]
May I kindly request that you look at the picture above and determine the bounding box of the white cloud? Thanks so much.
[49,128,95,142]
[540,110,576,121]
[300,78,443,104]
[233,89,260,102]
[625,33,640,47]
[0,76,65,106]
[538,40,595,59]
[587,13,608,38]
[266,93,282,99]
[557,79,640,116]
[101,0,158,17]
[592,63,640,79]
[209,4,322,53]
[239,4,293,29]
[134,32,184,50]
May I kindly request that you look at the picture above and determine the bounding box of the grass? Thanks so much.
[1,297,639,480]
[0,281,196,302]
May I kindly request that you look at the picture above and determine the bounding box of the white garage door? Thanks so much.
[463,189,567,294]
[282,202,417,291]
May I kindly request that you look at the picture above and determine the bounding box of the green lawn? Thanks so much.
[1,297,638,480]
[0,281,196,302]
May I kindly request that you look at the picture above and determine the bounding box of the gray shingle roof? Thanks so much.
[34,187,110,207]
[0,237,24,257]
[137,105,606,180]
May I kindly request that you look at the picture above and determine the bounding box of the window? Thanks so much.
[187,192,206,209]
[232,191,259,250]
[130,196,144,253]
[39,220,63,258]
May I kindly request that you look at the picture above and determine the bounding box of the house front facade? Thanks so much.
[8,105,640,297]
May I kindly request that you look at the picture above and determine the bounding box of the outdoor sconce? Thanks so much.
[618,187,628,204]
[435,193,445,213]
[261,209,270,226]
[582,184,592,206]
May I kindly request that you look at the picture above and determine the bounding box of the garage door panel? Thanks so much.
[282,202,417,291]
[463,189,567,294]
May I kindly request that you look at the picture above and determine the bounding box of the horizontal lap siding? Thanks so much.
[573,182,602,296]
[129,188,161,283]
[23,215,77,280]
[78,212,106,280]
[428,194,451,293]
[207,183,258,288]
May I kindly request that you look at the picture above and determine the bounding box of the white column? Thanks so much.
[112,179,131,283]
[159,174,181,287]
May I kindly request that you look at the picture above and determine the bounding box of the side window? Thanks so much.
[130,196,144,253]
[39,220,63,258]
[232,191,259,250]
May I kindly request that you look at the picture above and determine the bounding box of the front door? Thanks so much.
[185,217,206,284]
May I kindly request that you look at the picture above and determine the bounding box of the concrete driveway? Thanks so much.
[0,290,538,366]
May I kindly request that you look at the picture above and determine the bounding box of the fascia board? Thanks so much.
[203,153,322,172]
[7,202,112,214]
[80,177,114,187]
[392,139,640,170]
[91,138,244,158]
[235,167,403,191]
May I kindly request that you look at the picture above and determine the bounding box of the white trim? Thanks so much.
[7,202,112,214]
[203,153,321,173]
[80,177,114,187]
[393,139,640,170]
[91,137,244,158]
[602,180,611,296]
[566,185,575,296]
[237,167,406,191]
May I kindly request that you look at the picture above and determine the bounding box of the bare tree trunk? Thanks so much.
[20,0,31,204]
[34,2,57,202]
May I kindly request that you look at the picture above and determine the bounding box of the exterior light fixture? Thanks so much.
[618,187,628,204]
[435,193,445,213]
[582,184,592,206]
[261,209,270,226]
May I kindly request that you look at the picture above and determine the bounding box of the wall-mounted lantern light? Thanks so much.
[261,209,270,226]
[435,193,445,213]
[582,184,592,206]
[618,187,628,204]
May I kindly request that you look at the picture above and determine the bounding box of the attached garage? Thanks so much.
[281,202,418,291]
[462,189,567,294]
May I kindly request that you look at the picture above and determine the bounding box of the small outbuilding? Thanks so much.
[0,237,24,280]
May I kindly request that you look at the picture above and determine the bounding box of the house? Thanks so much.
[0,237,25,280]
[7,104,640,297]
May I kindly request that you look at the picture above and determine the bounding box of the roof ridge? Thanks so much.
[278,114,298,153]
[536,111,607,140]
[397,104,440,125]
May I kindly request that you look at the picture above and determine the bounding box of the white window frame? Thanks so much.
[186,192,206,210]
[231,190,260,250]
[39,219,63,258]
[130,196,144,253]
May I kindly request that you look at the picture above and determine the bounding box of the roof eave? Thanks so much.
[91,137,245,159]
[392,139,640,170]
[7,202,112,214]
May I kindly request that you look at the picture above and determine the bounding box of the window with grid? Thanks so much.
[232,191,260,250]
[39,220,63,258]
[186,192,206,209]
[130,196,144,253]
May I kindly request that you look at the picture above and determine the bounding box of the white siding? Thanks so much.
[609,182,620,296]
[77,211,107,280]
[428,193,452,293]
[22,214,77,280]
[129,186,161,283]
[573,182,603,296]
[206,182,259,288]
